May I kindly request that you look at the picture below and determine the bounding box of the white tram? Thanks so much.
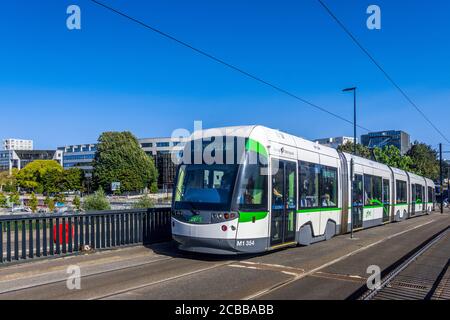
[171,126,436,254]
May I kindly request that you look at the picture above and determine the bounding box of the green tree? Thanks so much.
[9,191,20,206]
[0,193,7,207]
[82,188,111,211]
[337,142,372,159]
[29,192,38,213]
[73,195,81,211]
[373,145,413,171]
[44,196,55,212]
[54,193,66,204]
[15,160,64,194]
[93,131,158,193]
[406,142,440,180]
[132,195,155,209]
[63,168,84,191]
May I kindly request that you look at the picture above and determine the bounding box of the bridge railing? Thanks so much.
[0,207,172,264]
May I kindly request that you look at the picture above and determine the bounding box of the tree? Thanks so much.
[373,146,413,171]
[0,169,18,193]
[15,160,64,194]
[93,131,158,193]
[0,193,7,208]
[29,192,38,213]
[73,195,81,211]
[132,195,155,209]
[337,142,372,159]
[407,142,440,180]
[9,192,20,206]
[63,168,84,192]
[82,188,111,211]
[44,196,55,212]
[54,193,66,204]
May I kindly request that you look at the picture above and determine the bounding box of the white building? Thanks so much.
[314,136,356,149]
[3,139,33,151]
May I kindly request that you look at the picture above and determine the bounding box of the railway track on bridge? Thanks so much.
[359,227,450,300]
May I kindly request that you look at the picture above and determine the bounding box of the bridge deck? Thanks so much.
[0,211,448,300]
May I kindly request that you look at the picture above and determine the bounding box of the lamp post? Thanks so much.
[343,87,357,239]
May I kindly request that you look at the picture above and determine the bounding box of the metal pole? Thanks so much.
[440,143,443,214]
[354,89,357,155]
[350,158,354,239]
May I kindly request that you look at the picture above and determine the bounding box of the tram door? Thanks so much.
[411,184,416,216]
[382,179,391,223]
[270,160,297,246]
[352,174,364,229]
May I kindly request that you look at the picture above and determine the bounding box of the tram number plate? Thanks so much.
[236,240,255,247]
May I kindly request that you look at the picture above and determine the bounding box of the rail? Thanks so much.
[0,207,172,264]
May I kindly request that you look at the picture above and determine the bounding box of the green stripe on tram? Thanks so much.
[239,211,268,223]
[245,139,268,157]
[297,207,342,213]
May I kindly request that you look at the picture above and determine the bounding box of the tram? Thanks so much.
[171,126,436,254]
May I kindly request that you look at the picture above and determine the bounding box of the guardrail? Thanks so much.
[0,207,172,264]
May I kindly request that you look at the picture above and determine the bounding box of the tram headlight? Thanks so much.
[211,212,239,223]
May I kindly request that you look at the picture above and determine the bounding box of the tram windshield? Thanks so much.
[174,164,239,210]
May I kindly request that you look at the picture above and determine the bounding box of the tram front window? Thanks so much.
[174,164,239,210]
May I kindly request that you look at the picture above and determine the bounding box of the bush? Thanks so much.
[73,195,81,211]
[29,192,38,213]
[82,188,111,211]
[132,195,155,209]
[44,196,55,212]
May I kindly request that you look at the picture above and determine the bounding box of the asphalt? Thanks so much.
[0,211,448,300]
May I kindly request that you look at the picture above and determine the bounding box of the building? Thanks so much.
[314,136,356,149]
[58,144,97,178]
[139,137,186,190]
[0,149,63,174]
[58,137,187,190]
[361,130,411,155]
[3,138,33,151]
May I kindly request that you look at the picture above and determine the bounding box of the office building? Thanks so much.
[0,149,63,174]
[58,144,97,178]
[314,136,356,149]
[58,137,187,190]
[3,138,33,151]
[139,137,187,190]
[361,130,411,155]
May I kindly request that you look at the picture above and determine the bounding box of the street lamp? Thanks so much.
[343,87,357,239]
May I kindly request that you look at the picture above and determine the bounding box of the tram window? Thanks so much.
[353,174,364,206]
[364,175,372,206]
[235,162,268,210]
[320,166,337,207]
[383,179,390,204]
[416,185,423,202]
[299,162,319,208]
[428,187,433,203]
[364,175,382,206]
[372,176,382,204]
[396,180,407,204]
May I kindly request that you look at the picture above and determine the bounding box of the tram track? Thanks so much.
[358,226,450,300]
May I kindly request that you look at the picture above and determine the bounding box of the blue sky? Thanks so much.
[1,0,449,150]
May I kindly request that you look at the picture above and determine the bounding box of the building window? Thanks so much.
[141,143,152,148]
[156,142,170,148]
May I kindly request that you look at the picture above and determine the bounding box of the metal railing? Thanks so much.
[0,207,172,264]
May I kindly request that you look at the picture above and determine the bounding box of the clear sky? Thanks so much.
[1,0,449,150]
